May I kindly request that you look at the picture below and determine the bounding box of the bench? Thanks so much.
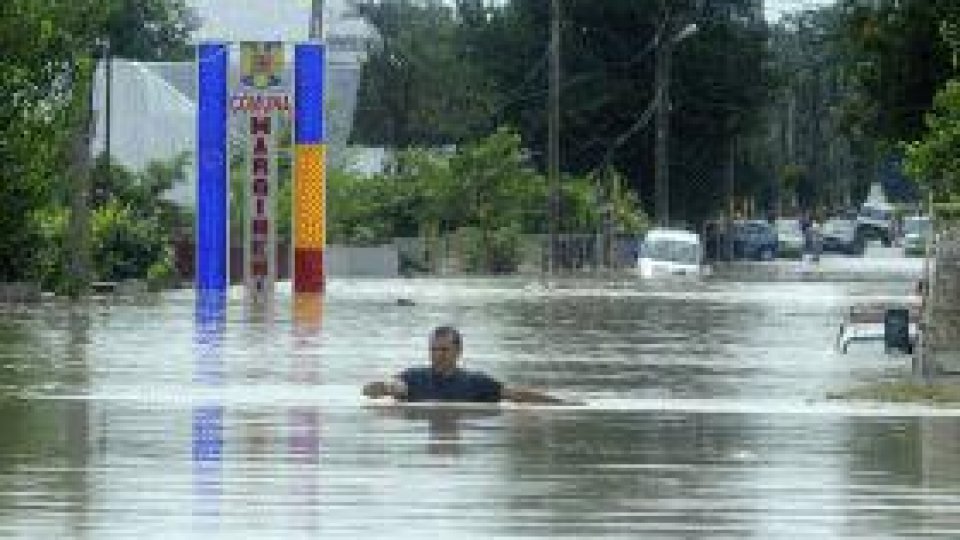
[836,302,920,354]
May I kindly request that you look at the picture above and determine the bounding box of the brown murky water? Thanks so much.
[2,265,959,539]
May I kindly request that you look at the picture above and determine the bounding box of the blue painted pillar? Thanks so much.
[196,43,229,291]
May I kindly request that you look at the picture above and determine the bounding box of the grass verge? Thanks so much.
[827,380,960,404]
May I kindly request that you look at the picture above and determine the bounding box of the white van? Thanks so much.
[637,228,704,278]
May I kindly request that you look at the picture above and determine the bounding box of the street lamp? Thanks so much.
[654,22,698,228]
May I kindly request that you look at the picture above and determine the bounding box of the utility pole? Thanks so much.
[548,0,561,275]
[310,0,324,40]
[725,134,735,261]
[67,56,97,299]
[652,8,699,228]
[654,3,670,228]
[104,39,111,183]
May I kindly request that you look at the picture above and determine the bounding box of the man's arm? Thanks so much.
[362,379,408,400]
[501,386,581,405]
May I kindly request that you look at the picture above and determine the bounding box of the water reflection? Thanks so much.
[371,405,504,456]
[288,293,323,534]
[192,405,223,524]
[193,292,226,385]
[64,308,91,535]
[190,291,325,535]
[192,291,225,530]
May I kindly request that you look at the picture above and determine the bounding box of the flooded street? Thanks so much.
[2,256,959,538]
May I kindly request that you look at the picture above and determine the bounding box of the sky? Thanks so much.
[189,0,314,41]
[187,0,839,41]
[765,0,838,22]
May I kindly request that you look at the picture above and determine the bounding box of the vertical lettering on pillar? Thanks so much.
[246,112,274,304]
[232,42,289,307]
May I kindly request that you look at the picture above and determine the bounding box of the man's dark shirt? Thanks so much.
[399,367,503,402]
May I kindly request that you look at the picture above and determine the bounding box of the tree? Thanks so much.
[904,80,960,198]
[0,1,195,286]
[324,169,397,245]
[103,0,197,60]
[0,1,111,283]
[351,0,499,147]
[37,154,190,291]
[838,0,960,145]
[764,7,874,213]
[351,1,772,224]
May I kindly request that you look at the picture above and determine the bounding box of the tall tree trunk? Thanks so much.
[66,59,95,299]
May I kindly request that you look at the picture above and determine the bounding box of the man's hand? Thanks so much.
[502,387,582,405]
[363,380,406,399]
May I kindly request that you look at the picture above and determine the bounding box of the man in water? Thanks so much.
[363,325,575,404]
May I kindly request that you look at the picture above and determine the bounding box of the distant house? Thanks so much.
[341,146,392,178]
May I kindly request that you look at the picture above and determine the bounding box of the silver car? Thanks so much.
[903,215,931,257]
[775,219,804,258]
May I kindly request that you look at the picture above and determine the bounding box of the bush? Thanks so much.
[91,200,167,282]
[459,225,522,274]
[933,201,960,223]
[146,245,176,291]
[33,207,70,294]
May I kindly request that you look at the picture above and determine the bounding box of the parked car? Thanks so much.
[902,215,932,257]
[732,220,778,260]
[857,202,894,247]
[637,228,704,278]
[821,218,864,255]
[775,218,804,259]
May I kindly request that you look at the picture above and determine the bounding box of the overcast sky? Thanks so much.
[189,0,313,41]
[765,0,837,21]
[187,0,838,41]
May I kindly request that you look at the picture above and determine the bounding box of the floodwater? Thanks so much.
[2,254,959,539]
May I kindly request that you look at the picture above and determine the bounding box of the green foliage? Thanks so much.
[102,0,198,60]
[603,169,648,235]
[33,155,189,292]
[84,152,188,286]
[766,6,879,212]
[932,200,960,222]
[838,0,959,145]
[328,128,547,251]
[325,169,397,245]
[904,80,960,198]
[352,1,498,147]
[145,246,176,291]
[450,128,542,231]
[32,207,70,292]
[0,2,106,282]
[557,176,599,234]
[0,1,194,287]
[90,200,166,282]
[828,380,960,404]
[457,225,522,274]
[352,1,773,223]
[325,127,648,271]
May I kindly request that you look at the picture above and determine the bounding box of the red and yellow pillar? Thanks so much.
[293,44,326,293]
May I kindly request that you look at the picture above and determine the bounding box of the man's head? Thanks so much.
[429,325,462,375]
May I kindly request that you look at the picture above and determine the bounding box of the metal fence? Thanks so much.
[173,233,642,282]
[393,233,641,276]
